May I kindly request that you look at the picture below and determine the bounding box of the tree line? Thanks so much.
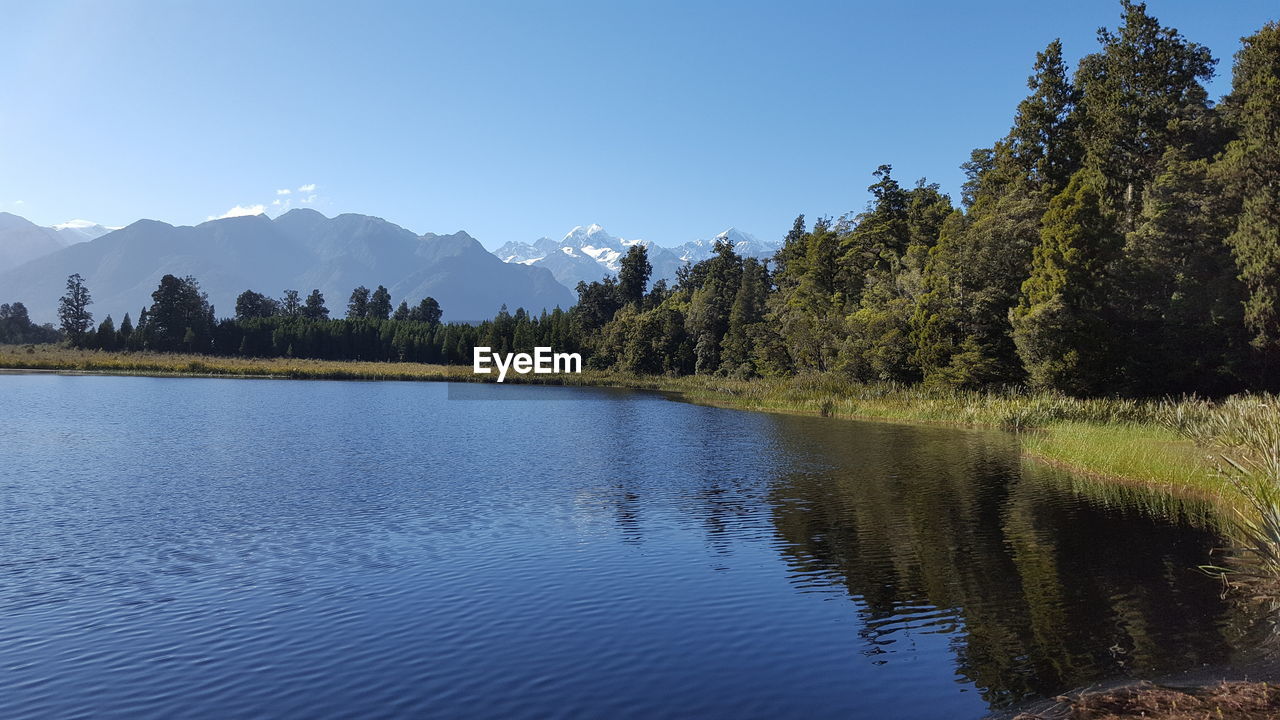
[10,3,1280,397]
[576,3,1280,396]
[41,272,580,365]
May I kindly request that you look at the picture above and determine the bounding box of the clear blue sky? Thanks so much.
[2,1,1275,249]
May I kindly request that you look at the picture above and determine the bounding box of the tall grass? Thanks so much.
[1159,396,1280,584]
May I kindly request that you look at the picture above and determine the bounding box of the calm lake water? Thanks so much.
[0,374,1252,718]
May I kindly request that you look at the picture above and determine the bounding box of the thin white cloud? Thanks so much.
[300,194,317,204]
[207,203,266,221]
[276,188,292,195]
[13,200,24,205]
[298,183,316,193]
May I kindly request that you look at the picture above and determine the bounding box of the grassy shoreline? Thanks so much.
[0,344,1249,517]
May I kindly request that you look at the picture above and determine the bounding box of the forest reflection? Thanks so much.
[761,417,1241,708]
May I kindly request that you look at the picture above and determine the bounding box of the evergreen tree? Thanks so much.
[95,315,116,350]
[1011,170,1121,394]
[720,257,768,374]
[573,277,623,334]
[409,297,442,325]
[771,214,807,287]
[1218,22,1280,371]
[838,166,910,304]
[347,286,371,319]
[393,301,411,321]
[1116,148,1248,393]
[0,302,59,344]
[1075,0,1216,228]
[618,244,651,306]
[235,290,278,320]
[280,289,302,317]
[117,312,133,348]
[1009,39,1081,194]
[685,239,742,373]
[146,275,213,352]
[57,273,93,344]
[303,289,329,320]
[912,41,1085,388]
[369,285,392,320]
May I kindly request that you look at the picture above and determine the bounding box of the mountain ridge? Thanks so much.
[0,209,575,324]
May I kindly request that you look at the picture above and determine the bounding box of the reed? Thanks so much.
[1158,395,1280,583]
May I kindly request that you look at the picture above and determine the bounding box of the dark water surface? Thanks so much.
[0,374,1249,718]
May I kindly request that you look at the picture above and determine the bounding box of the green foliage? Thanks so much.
[95,315,116,351]
[303,289,329,320]
[1219,22,1280,365]
[1012,169,1120,394]
[235,290,278,320]
[1075,0,1216,226]
[346,286,370,319]
[280,289,302,317]
[1116,148,1248,393]
[0,302,60,344]
[618,244,651,306]
[58,273,93,344]
[146,274,214,353]
[1009,39,1081,194]
[368,285,393,320]
[679,239,744,374]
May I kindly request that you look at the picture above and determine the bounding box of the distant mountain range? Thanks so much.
[0,209,574,324]
[493,225,779,289]
[0,210,778,326]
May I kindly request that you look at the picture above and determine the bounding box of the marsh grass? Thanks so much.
[1157,396,1280,585]
[0,345,473,382]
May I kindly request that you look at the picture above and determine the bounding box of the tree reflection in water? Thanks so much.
[763,417,1241,709]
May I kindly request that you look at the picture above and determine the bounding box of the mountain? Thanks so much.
[492,224,779,288]
[671,228,777,264]
[52,220,116,245]
[0,213,69,275]
[0,209,575,324]
[0,214,120,275]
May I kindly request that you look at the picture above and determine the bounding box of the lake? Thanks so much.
[0,374,1251,718]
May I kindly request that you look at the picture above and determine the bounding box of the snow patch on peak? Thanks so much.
[49,219,117,245]
[580,244,622,270]
[492,222,778,290]
[563,223,615,243]
[54,219,103,230]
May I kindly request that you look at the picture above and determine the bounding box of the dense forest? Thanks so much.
[6,3,1278,397]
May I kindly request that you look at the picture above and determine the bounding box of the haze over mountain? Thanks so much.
[493,225,779,288]
[0,209,574,324]
[51,220,116,245]
[0,213,115,275]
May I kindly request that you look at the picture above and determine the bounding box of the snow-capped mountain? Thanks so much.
[52,219,117,245]
[492,224,780,289]
[672,228,775,264]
